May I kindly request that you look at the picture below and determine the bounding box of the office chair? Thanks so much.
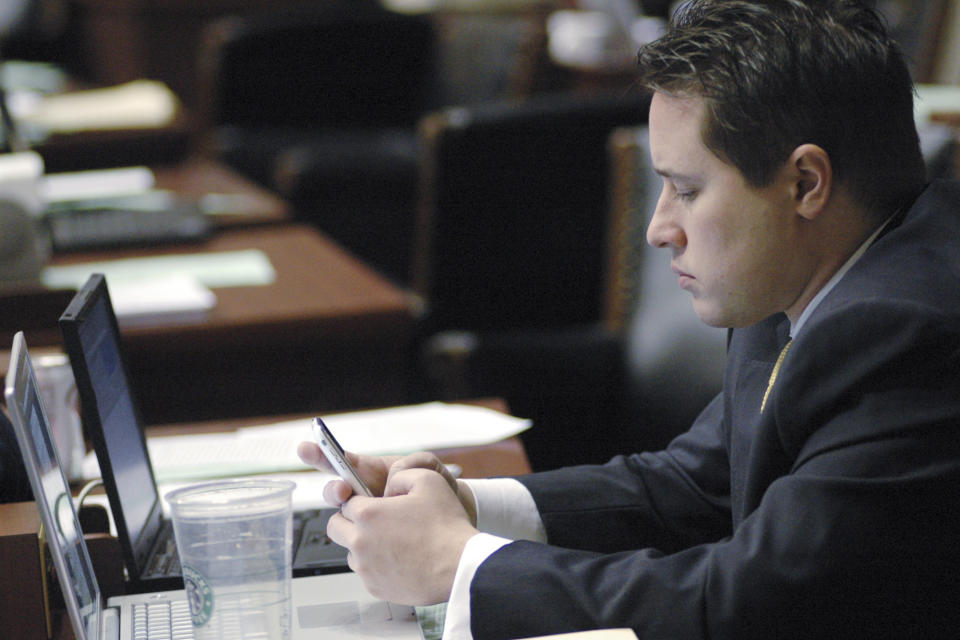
[414,91,697,470]
[413,90,652,333]
[195,1,439,284]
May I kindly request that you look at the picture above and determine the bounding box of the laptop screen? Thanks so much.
[59,274,163,576]
[4,332,101,640]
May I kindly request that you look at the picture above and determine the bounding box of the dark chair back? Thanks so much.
[194,2,438,283]
[197,1,438,133]
[413,90,652,333]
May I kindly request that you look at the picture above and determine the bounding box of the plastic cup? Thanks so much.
[165,479,296,640]
[33,354,84,481]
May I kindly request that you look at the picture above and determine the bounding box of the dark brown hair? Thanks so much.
[637,0,926,217]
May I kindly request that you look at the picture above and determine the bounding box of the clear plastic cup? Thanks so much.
[33,354,84,481]
[165,479,296,640]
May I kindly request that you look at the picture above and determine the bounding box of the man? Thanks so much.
[299,1,960,637]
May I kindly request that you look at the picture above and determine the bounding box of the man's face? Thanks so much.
[646,92,808,328]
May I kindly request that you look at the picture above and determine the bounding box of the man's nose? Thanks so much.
[646,195,685,249]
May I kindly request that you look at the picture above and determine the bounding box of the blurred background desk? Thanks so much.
[150,157,289,227]
[0,132,419,424]
[42,224,418,425]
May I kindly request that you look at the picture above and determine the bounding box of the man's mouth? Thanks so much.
[672,265,694,288]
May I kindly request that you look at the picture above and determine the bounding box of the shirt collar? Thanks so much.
[791,212,897,338]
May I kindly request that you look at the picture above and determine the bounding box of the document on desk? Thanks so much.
[81,402,532,483]
[41,248,276,290]
[105,273,218,325]
[22,79,179,134]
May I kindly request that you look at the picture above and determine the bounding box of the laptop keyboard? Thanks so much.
[132,599,193,640]
[143,509,342,579]
[145,534,181,579]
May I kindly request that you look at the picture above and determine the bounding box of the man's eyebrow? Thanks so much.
[654,167,698,182]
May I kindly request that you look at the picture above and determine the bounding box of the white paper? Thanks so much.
[81,402,532,483]
[108,273,217,325]
[41,248,276,290]
[24,80,179,133]
[42,166,156,203]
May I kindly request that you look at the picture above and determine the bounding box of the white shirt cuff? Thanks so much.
[440,479,547,640]
[441,533,512,640]
[464,477,547,542]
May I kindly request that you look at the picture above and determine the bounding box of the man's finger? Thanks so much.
[322,478,354,506]
[326,509,353,549]
[297,440,331,470]
[388,452,458,493]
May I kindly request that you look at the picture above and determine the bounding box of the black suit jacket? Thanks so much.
[470,180,960,639]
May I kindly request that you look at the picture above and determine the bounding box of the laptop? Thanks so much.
[57,273,348,592]
[4,331,422,640]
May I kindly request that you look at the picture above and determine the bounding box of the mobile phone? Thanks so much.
[311,417,373,497]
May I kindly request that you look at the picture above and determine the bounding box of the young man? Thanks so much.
[299,1,960,637]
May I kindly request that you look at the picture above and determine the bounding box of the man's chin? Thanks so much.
[691,300,744,329]
[691,300,724,328]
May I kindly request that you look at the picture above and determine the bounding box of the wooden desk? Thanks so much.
[152,157,289,227]
[41,224,417,424]
[35,111,196,174]
[3,154,415,424]
[0,502,48,640]
[1,157,288,348]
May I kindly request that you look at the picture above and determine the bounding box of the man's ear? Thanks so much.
[789,144,831,220]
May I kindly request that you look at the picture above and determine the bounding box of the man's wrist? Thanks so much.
[462,478,547,542]
[457,479,478,526]
[443,533,513,640]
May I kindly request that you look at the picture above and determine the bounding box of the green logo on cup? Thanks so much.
[183,564,214,627]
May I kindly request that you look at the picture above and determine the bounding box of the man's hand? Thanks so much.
[386,452,478,526]
[297,444,477,523]
[329,467,478,605]
[297,439,400,503]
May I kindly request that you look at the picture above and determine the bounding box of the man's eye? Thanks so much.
[675,190,697,201]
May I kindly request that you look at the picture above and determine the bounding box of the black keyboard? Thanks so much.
[45,200,211,252]
[145,535,182,580]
